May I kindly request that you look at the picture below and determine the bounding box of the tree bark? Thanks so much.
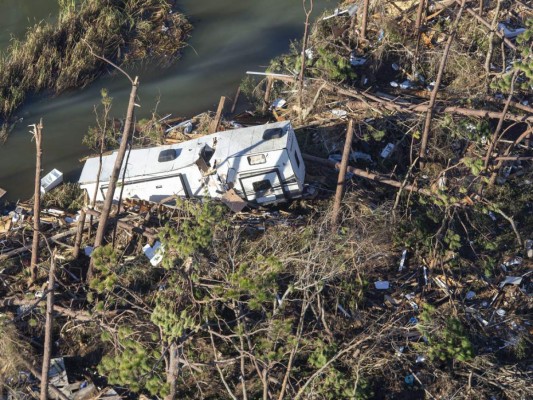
[483,70,518,171]
[298,0,313,122]
[89,77,139,280]
[361,0,370,40]
[40,251,56,400]
[30,120,43,284]
[419,0,466,168]
[484,0,501,77]
[73,209,86,259]
[331,120,354,229]
[415,0,426,32]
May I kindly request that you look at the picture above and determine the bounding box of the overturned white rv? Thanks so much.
[78,121,306,206]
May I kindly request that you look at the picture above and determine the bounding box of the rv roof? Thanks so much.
[78,121,293,185]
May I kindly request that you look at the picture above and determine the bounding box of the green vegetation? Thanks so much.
[0,0,191,136]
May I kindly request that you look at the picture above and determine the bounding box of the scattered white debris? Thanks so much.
[391,63,400,71]
[499,276,522,289]
[399,249,407,271]
[390,81,399,88]
[271,98,287,110]
[305,48,314,60]
[438,174,447,189]
[415,355,426,363]
[380,143,395,159]
[350,53,367,66]
[143,241,165,267]
[526,239,533,259]
[84,246,94,257]
[496,309,506,317]
[374,280,390,290]
[337,304,352,318]
[399,80,415,90]
[331,109,348,117]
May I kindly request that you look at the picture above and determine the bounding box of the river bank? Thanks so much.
[0,0,331,202]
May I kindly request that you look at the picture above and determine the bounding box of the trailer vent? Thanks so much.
[262,128,285,140]
[158,149,180,162]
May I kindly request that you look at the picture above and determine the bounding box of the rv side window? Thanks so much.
[294,150,301,168]
[158,149,179,162]
[252,180,272,192]
[248,154,266,165]
[262,128,285,140]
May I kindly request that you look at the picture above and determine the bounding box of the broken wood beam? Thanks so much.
[263,77,274,112]
[331,120,354,229]
[302,154,433,197]
[209,96,226,133]
[0,226,80,261]
[246,71,297,83]
[345,100,533,123]
[230,86,241,114]
[84,208,158,241]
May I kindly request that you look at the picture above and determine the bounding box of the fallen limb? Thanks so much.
[302,154,433,196]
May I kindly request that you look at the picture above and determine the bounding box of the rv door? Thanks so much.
[239,170,285,204]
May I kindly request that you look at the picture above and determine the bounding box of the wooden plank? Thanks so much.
[209,96,226,133]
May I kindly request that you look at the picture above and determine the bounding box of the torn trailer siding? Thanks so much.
[78,121,306,206]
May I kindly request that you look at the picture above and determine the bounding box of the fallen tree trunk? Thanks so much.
[345,100,533,123]
[302,154,433,196]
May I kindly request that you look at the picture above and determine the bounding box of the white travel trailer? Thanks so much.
[78,121,306,206]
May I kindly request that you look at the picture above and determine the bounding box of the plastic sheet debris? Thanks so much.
[350,151,372,162]
[390,81,399,88]
[331,109,348,117]
[500,256,522,272]
[488,211,497,221]
[497,23,526,39]
[322,4,358,20]
[377,29,385,42]
[143,241,165,267]
[404,374,415,386]
[415,355,426,363]
[271,98,287,110]
[391,63,400,71]
[380,143,395,159]
[465,291,476,300]
[526,239,533,258]
[350,53,367,66]
[408,317,418,325]
[426,81,436,91]
[84,246,94,257]
[374,280,390,290]
[337,304,351,318]
[499,276,522,289]
[399,249,407,271]
[399,80,415,90]
[495,309,506,317]
[305,48,314,60]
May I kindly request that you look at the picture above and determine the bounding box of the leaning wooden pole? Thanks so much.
[361,0,370,40]
[89,76,139,280]
[331,120,354,229]
[298,0,313,122]
[40,251,56,400]
[30,120,43,284]
[419,0,466,168]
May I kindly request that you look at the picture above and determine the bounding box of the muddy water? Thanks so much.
[0,0,331,201]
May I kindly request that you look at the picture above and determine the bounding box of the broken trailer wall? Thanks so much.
[78,121,306,205]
